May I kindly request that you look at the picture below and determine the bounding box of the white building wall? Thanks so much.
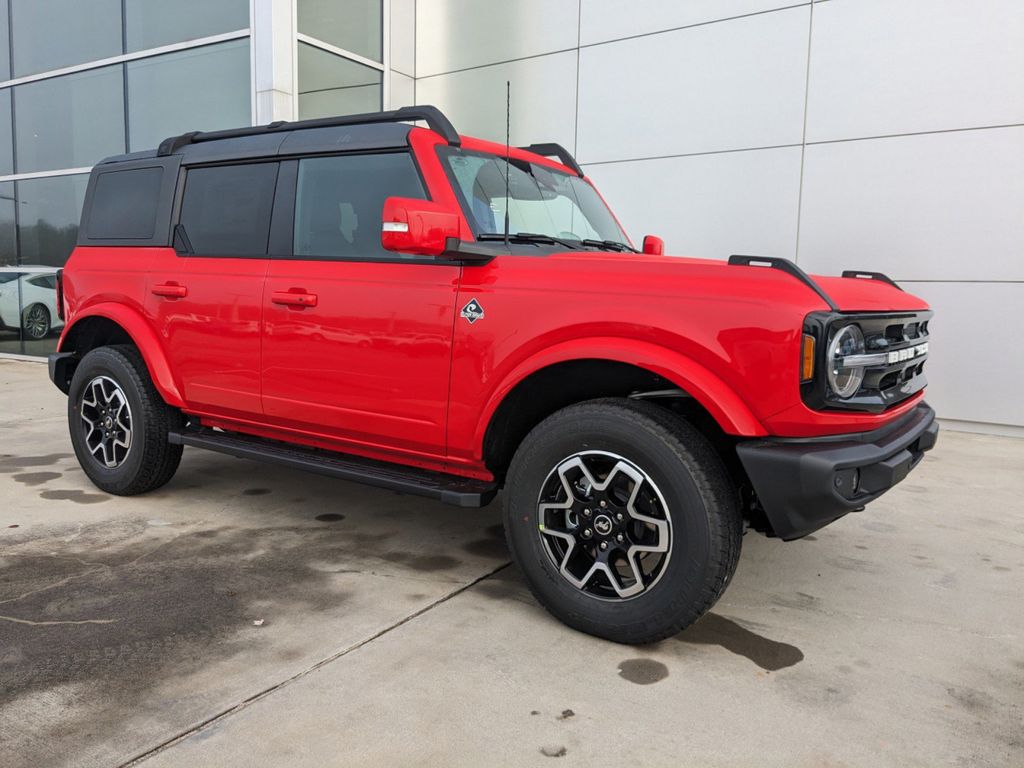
[410,0,1024,433]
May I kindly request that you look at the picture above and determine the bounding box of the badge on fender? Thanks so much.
[460,298,485,324]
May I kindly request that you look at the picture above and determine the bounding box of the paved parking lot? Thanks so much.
[1,357,1021,767]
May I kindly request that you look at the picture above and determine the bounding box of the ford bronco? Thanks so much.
[48,106,938,644]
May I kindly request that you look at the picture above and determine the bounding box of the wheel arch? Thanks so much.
[477,339,767,476]
[58,305,185,408]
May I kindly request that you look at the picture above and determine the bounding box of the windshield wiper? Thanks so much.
[478,232,580,250]
[580,238,638,253]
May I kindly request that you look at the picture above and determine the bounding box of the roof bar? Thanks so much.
[841,270,903,291]
[519,143,585,177]
[728,255,840,311]
[157,105,461,156]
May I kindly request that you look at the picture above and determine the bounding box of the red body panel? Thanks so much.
[58,128,933,480]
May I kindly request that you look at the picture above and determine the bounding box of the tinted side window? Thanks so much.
[87,167,163,240]
[179,163,278,256]
[293,153,424,260]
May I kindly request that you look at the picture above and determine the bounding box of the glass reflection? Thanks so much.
[297,43,382,120]
[298,0,382,62]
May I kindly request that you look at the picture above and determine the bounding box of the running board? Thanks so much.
[168,429,497,508]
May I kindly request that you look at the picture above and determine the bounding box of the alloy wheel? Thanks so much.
[80,375,133,468]
[537,451,672,600]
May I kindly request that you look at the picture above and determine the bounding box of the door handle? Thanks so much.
[151,282,188,298]
[271,290,318,308]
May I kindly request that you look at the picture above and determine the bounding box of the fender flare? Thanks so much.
[59,303,186,409]
[474,337,768,453]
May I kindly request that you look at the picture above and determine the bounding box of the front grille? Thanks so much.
[802,311,933,413]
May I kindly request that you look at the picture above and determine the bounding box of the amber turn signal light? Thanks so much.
[801,334,816,382]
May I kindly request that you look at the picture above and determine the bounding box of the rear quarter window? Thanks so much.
[86,167,164,239]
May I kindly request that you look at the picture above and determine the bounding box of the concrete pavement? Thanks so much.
[0,358,1021,767]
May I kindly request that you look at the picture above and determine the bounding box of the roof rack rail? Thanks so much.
[841,270,903,291]
[728,255,839,311]
[157,105,460,156]
[518,143,584,177]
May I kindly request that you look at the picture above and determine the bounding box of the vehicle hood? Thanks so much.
[551,251,929,313]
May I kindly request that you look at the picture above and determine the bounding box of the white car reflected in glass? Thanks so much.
[0,266,64,340]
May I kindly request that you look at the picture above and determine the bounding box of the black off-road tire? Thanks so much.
[68,345,183,495]
[503,398,742,645]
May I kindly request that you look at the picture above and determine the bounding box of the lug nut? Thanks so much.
[582,528,592,538]
[599,541,608,550]
[583,508,592,517]
[599,500,607,508]
[615,513,624,522]
[616,533,624,543]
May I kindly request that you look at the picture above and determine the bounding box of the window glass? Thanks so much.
[440,148,629,245]
[16,173,89,267]
[0,0,10,81]
[297,43,381,120]
[0,181,20,354]
[293,153,424,260]
[125,0,249,53]
[14,65,125,174]
[87,167,163,240]
[298,0,381,62]
[10,0,122,78]
[0,89,12,176]
[0,182,15,266]
[179,163,277,256]
[127,40,251,152]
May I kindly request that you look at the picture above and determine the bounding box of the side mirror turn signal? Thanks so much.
[381,197,461,257]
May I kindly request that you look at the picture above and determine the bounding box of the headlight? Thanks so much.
[827,324,865,398]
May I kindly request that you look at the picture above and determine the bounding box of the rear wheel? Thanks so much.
[68,345,183,495]
[503,399,742,644]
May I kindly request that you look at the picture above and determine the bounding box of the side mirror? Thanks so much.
[642,235,664,256]
[382,197,460,257]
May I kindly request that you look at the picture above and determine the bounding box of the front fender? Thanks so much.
[474,337,768,452]
[59,303,185,409]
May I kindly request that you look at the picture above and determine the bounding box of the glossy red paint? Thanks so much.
[58,127,933,481]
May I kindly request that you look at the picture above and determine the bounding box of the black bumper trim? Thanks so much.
[736,402,938,540]
[48,352,77,394]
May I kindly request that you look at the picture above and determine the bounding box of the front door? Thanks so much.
[261,151,460,459]
[146,161,277,418]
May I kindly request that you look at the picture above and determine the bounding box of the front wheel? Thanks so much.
[67,345,183,495]
[503,399,742,644]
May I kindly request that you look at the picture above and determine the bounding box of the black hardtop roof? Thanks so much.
[93,105,586,176]
[97,105,459,167]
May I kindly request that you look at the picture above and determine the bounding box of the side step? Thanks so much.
[168,429,497,508]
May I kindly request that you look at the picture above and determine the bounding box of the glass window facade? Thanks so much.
[0,89,12,176]
[14,65,125,174]
[16,174,89,268]
[127,39,251,151]
[125,0,249,53]
[0,182,15,266]
[10,0,123,78]
[298,42,382,120]
[0,0,10,81]
[298,0,382,62]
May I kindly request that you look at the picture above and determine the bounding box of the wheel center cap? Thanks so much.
[593,514,613,536]
[104,417,113,429]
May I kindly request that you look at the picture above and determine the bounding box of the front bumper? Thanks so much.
[736,402,938,540]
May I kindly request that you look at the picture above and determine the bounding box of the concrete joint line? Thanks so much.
[119,561,512,767]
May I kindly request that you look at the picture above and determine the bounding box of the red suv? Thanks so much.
[49,106,937,644]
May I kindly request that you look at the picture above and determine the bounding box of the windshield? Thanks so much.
[439,147,631,249]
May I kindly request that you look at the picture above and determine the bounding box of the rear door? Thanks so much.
[261,151,460,458]
[146,162,277,417]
